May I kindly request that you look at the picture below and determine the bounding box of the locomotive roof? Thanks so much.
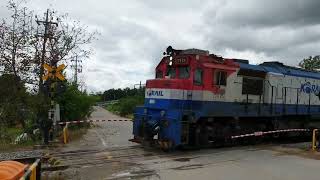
[238,61,320,79]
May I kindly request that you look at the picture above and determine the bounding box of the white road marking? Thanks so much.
[94,129,107,147]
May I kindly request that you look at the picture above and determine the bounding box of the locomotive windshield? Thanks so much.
[165,66,190,79]
[178,66,190,79]
[166,67,176,78]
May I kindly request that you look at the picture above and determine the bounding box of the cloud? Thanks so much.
[203,0,320,65]
[211,0,320,28]
[1,0,319,92]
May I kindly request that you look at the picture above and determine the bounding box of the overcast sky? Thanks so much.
[1,0,320,92]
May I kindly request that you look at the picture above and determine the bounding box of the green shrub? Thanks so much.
[57,84,99,121]
[107,95,144,117]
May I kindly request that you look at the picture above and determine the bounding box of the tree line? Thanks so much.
[99,87,145,101]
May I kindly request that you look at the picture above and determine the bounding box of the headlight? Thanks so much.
[144,108,148,114]
[160,110,166,117]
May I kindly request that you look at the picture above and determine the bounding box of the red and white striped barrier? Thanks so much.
[58,119,132,125]
[231,128,310,139]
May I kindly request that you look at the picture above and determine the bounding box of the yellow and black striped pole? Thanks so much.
[20,159,41,180]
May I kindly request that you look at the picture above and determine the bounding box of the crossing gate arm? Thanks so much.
[231,128,311,139]
[58,119,132,125]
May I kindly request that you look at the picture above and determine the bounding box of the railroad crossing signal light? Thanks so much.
[43,81,66,97]
[42,64,66,81]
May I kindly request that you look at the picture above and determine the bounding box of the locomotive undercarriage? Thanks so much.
[181,115,316,148]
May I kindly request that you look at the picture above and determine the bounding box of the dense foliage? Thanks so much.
[0,74,28,127]
[107,95,144,117]
[0,1,97,145]
[57,84,99,121]
[299,55,320,71]
[102,87,145,117]
[0,74,98,144]
[101,87,145,101]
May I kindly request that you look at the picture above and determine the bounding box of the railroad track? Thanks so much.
[43,137,310,171]
[5,133,309,173]
[45,145,171,169]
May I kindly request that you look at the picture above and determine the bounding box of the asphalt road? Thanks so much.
[47,106,320,180]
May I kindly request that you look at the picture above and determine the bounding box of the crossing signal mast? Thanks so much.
[36,9,66,144]
[36,9,58,91]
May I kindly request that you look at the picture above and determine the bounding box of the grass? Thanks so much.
[67,124,90,142]
[58,123,90,143]
[0,124,90,152]
[0,127,40,152]
[105,95,144,118]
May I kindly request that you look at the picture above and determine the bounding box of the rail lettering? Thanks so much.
[300,82,320,94]
[147,90,164,97]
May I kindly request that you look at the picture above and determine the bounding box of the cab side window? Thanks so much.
[194,68,203,85]
[156,70,163,79]
[214,71,227,86]
[178,66,190,79]
[242,77,263,95]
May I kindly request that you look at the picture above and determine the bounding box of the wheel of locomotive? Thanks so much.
[198,121,209,147]
[187,123,198,147]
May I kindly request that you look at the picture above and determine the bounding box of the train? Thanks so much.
[131,46,320,150]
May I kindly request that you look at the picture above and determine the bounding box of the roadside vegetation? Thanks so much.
[0,0,98,149]
[57,84,100,122]
[106,95,144,118]
[100,87,145,118]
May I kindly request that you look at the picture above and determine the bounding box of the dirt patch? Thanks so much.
[269,145,320,160]
[173,157,192,162]
[171,164,204,170]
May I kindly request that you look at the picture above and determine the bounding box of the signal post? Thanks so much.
[42,63,66,144]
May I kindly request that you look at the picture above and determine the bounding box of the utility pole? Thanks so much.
[71,55,82,85]
[36,9,58,145]
[36,9,58,92]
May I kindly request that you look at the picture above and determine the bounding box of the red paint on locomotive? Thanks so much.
[147,52,239,95]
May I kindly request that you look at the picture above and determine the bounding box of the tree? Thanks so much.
[0,74,28,127]
[298,56,320,71]
[0,0,98,134]
[34,12,98,92]
[0,0,98,92]
[0,0,34,86]
[56,83,98,121]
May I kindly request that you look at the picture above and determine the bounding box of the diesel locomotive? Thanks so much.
[131,46,320,150]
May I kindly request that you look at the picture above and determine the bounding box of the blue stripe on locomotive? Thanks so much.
[133,98,320,146]
[144,98,320,117]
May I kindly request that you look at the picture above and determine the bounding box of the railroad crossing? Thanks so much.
[1,107,320,180]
